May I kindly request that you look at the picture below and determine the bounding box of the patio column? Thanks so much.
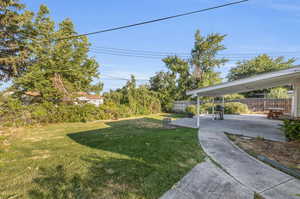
[196,95,200,128]
[292,78,300,118]
[212,98,215,120]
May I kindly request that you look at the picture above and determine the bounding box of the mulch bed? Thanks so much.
[228,135,300,172]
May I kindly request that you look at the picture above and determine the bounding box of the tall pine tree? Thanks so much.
[191,30,227,83]
[13,5,102,102]
[0,0,32,81]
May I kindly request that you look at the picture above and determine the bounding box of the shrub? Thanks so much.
[164,102,174,113]
[0,97,29,126]
[224,102,249,114]
[267,87,289,99]
[0,83,162,127]
[282,120,300,141]
[194,102,249,115]
[185,105,196,116]
[200,103,214,114]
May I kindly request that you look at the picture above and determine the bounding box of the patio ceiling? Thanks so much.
[187,67,300,97]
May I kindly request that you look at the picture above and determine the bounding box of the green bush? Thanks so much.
[0,97,161,127]
[0,97,29,126]
[185,105,196,116]
[224,102,249,114]
[282,120,300,141]
[200,103,214,114]
[196,102,249,114]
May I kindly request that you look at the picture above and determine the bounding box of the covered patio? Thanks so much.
[187,67,300,128]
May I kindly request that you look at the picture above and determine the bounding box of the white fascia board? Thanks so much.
[187,67,300,96]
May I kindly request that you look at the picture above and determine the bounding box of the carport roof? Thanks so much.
[187,66,300,97]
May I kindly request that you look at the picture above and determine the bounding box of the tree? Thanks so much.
[162,56,190,100]
[0,0,32,81]
[104,75,161,115]
[267,87,289,99]
[227,54,295,97]
[13,5,102,102]
[150,30,226,111]
[149,71,176,111]
[191,30,227,81]
[227,54,295,81]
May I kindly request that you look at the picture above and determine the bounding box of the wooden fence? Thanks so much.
[173,98,292,113]
[173,100,196,113]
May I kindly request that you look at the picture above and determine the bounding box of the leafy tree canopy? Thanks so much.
[150,30,226,110]
[104,75,161,114]
[227,54,295,98]
[267,87,289,99]
[227,54,295,81]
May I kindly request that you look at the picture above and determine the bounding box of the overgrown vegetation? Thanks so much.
[0,76,161,126]
[282,120,300,141]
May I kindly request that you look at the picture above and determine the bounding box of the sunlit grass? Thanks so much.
[0,114,204,199]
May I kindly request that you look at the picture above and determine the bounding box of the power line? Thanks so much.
[57,0,249,40]
[91,46,190,56]
[91,46,300,57]
[90,50,187,59]
[101,74,149,81]
[89,49,299,60]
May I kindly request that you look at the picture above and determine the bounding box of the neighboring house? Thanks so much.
[75,92,104,107]
[16,91,104,107]
[2,91,14,97]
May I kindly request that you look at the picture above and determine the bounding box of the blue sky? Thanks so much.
[2,0,300,92]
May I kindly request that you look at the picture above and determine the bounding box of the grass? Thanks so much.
[0,114,205,199]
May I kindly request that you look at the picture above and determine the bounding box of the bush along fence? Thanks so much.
[173,98,292,114]
[185,102,249,116]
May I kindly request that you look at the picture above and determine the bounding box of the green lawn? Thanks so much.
[0,114,205,199]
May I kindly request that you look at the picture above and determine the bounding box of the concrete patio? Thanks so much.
[161,114,300,199]
[171,114,286,142]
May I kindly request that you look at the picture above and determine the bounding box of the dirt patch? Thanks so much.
[29,150,50,160]
[228,134,300,171]
[29,154,50,160]
[23,137,43,142]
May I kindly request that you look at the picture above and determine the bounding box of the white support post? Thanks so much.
[292,79,300,118]
[197,95,200,128]
[212,98,215,120]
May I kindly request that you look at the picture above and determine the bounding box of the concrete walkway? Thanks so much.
[161,161,254,199]
[161,115,300,199]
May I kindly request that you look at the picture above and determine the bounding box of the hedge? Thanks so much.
[185,102,249,115]
[282,120,300,141]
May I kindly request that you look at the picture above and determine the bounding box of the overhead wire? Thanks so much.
[56,0,249,41]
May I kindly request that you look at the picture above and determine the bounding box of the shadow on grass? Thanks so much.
[29,117,202,199]
[28,165,92,199]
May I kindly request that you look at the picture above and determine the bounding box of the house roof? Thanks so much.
[76,92,103,100]
[25,91,41,97]
[86,95,103,100]
[187,66,300,97]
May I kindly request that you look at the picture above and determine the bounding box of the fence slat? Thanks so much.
[173,98,292,113]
